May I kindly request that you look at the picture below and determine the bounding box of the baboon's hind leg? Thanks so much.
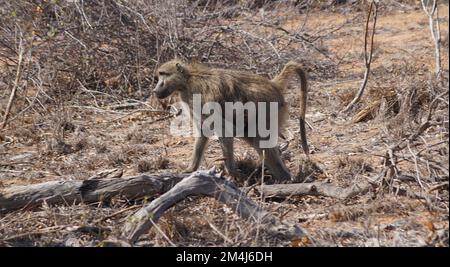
[244,137,291,181]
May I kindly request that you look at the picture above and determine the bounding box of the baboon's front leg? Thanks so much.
[219,137,238,176]
[185,136,209,172]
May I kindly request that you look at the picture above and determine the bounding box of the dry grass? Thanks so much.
[0,1,448,247]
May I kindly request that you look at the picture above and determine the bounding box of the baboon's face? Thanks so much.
[153,62,187,99]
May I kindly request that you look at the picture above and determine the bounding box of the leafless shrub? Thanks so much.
[380,70,449,193]
[0,0,341,125]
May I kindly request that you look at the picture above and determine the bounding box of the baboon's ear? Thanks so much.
[176,63,185,74]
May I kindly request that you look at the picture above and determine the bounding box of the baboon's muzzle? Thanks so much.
[153,88,171,99]
[153,82,175,99]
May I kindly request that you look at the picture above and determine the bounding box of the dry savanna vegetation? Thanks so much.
[0,0,448,247]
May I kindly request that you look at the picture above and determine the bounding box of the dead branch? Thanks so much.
[382,89,449,188]
[421,0,442,79]
[257,181,372,200]
[389,90,448,154]
[342,1,378,113]
[0,168,375,214]
[121,168,307,244]
[1,35,24,130]
[0,172,187,213]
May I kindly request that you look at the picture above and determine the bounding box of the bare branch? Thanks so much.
[421,0,442,79]
[1,33,24,129]
[342,1,378,113]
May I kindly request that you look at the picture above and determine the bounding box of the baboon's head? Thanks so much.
[153,60,189,99]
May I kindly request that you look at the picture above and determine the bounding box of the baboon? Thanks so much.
[153,59,309,180]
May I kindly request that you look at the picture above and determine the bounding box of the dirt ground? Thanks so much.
[0,2,448,247]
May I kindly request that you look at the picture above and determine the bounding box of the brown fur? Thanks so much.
[153,59,309,180]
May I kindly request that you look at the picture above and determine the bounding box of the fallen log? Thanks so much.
[122,168,307,244]
[0,173,187,213]
[0,171,373,213]
[258,181,372,200]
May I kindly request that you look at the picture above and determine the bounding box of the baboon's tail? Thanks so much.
[272,61,309,156]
